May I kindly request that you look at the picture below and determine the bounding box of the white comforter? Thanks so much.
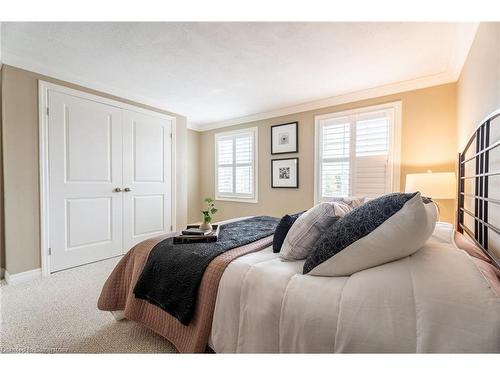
[209,223,500,353]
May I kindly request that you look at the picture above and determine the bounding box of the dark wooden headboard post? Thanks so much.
[457,151,465,233]
[457,110,500,268]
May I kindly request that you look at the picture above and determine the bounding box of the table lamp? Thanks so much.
[404,171,456,219]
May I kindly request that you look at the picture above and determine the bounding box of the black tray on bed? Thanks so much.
[173,225,220,244]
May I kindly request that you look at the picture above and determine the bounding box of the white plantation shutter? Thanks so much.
[217,138,233,193]
[319,120,351,198]
[215,128,257,201]
[353,116,390,197]
[317,106,398,201]
[235,135,252,194]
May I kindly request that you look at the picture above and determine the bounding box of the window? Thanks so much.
[215,127,258,202]
[315,102,401,203]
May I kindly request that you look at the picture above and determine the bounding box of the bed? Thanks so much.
[98,111,500,354]
[209,222,499,353]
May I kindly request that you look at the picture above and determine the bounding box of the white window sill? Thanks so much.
[215,196,259,204]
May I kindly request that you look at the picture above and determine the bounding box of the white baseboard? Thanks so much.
[4,268,42,285]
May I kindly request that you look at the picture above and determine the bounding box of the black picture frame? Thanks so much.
[271,121,298,154]
[271,157,299,188]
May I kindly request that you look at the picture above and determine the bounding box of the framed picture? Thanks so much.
[271,121,298,154]
[271,158,299,188]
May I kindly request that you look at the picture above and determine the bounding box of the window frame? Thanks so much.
[314,101,402,204]
[214,127,258,203]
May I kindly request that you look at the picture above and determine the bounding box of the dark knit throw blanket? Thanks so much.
[133,216,280,325]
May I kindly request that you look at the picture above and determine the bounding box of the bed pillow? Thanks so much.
[303,192,437,276]
[279,202,351,261]
[272,212,303,253]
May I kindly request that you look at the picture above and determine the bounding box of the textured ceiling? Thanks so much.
[1,22,477,129]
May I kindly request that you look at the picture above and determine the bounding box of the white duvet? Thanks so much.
[209,223,500,353]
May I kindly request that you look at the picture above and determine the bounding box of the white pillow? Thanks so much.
[304,193,437,276]
[279,202,351,261]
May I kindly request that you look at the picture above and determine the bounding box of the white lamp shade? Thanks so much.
[405,172,456,199]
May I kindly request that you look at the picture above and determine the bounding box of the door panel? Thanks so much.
[133,123,165,182]
[123,110,172,250]
[65,107,113,182]
[48,91,123,272]
[133,195,164,235]
[66,197,112,248]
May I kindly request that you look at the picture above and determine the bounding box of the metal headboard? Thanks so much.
[457,110,500,269]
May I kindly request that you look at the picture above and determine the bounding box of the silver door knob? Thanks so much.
[124,187,131,192]
[114,187,122,192]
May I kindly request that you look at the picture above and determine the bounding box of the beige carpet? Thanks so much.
[0,257,177,353]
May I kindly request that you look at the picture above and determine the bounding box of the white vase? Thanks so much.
[199,222,212,231]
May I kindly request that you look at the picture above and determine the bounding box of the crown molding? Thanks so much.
[187,121,203,131]
[1,59,459,133]
[447,22,480,80]
[195,70,457,132]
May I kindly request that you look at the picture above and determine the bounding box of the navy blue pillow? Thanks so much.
[303,193,419,274]
[273,212,303,253]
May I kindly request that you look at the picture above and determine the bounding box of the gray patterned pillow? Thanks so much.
[280,202,351,261]
[303,192,437,276]
[328,196,365,209]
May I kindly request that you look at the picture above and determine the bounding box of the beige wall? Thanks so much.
[187,129,201,223]
[456,22,500,261]
[199,83,457,225]
[457,23,500,149]
[1,65,188,275]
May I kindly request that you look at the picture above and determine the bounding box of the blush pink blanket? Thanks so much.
[98,233,273,353]
[455,232,500,297]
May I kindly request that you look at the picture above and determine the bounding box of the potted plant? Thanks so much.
[200,197,218,231]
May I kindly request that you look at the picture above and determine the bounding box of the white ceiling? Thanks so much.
[1,22,478,130]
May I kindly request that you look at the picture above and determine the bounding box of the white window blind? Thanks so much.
[215,127,257,202]
[316,105,400,201]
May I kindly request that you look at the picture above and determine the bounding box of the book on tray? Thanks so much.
[173,225,220,244]
[181,228,212,236]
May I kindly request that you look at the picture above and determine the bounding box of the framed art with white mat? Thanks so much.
[271,158,299,188]
[271,122,298,154]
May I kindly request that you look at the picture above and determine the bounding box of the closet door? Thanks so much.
[122,110,173,251]
[48,91,124,272]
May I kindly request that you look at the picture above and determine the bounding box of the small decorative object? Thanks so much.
[271,121,298,154]
[272,158,299,188]
[200,197,218,231]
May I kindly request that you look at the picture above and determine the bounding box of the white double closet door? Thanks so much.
[48,90,173,272]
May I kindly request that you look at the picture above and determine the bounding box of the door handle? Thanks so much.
[114,187,122,192]
[124,187,131,192]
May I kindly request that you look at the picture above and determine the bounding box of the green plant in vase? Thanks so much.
[200,197,218,231]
